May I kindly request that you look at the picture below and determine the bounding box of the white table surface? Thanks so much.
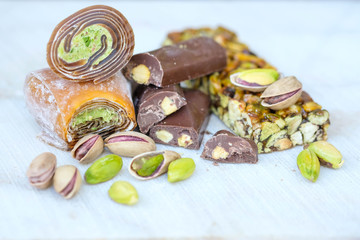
[1,1,360,239]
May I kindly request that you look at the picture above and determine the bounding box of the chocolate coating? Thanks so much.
[124,37,227,87]
[201,130,258,163]
[134,85,187,134]
[149,90,210,149]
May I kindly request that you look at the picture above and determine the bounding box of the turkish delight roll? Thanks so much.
[24,68,136,150]
[47,5,134,84]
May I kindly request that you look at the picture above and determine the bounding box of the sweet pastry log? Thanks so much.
[24,68,136,150]
[164,27,330,153]
[47,5,134,84]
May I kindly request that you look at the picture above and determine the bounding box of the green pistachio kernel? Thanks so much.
[236,69,279,85]
[108,181,138,205]
[137,154,164,177]
[168,158,196,183]
[85,154,123,184]
[308,141,344,169]
[297,149,320,182]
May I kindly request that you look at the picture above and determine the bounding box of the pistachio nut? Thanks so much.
[297,149,320,182]
[230,69,279,92]
[71,134,104,164]
[53,165,82,199]
[85,154,123,184]
[129,150,181,180]
[104,131,156,157]
[108,181,139,205]
[168,158,196,183]
[261,76,302,110]
[26,152,57,189]
[308,141,344,169]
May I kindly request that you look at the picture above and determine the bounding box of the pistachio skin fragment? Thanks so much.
[308,141,344,169]
[168,158,196,183]
[108,181,139,205]
[297,149,320,182]
[137,154,164,177]
[85,154,123,184]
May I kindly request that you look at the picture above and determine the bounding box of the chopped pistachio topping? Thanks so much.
[58,24,113,65]
[72,107,118,130]
[136,154,164,177]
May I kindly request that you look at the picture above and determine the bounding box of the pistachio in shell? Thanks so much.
[230,69,279,92]
[53,165,82,199]
[104,131,156,157]
[261,76,302,110]
[26,152,57,189]
[129,150,181,180]
[71,134,104,164]
[85,154,123,184]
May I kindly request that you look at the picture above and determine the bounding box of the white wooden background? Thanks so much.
[0,1,359,239]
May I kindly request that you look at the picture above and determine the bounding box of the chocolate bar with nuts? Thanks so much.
[201,130,258,163]
[164,27,330,153]
[134,84,187,134]
[148,89,210,149]
[123,37,227,87]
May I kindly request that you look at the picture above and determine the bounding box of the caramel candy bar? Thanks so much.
[134,84,187,134]
[201,130,258,163]
[123,37,227,87]
[149,90,210,149]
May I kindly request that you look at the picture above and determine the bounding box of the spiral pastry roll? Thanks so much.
[47,5,134,84]
[24,68,136,150]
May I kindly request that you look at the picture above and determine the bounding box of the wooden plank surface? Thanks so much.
[0,1,359,239]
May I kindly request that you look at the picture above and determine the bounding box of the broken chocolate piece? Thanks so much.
[201,130,258,163]
[123,37,227,87]
[148,90,210,149]
[134,84,187,134]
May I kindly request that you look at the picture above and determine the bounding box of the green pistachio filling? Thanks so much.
[58,24,113,65]
[137,154,164,177]
[72,107,119,131]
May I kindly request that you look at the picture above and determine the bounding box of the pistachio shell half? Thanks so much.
[53,165,82,199]
[129,150,181,180]
[105,131,156,157]
[230,69,279,92]
[26,152,57,189]
[71,134,104,164]
[261,76,302,110]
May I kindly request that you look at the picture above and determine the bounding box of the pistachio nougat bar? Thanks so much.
[164,27,329,153]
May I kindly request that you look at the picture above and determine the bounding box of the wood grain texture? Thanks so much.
[0,1,359,239]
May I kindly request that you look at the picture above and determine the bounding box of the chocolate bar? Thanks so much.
[123,37,227,87]
[201,130,258,163]
[164,27,330,153]
[134,84,187,134]
[148,90,210,149]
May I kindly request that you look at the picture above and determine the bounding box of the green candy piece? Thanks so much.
[108,181,138,205]
[137,154,164,177]
[297,149,320,182]
[85,154,123,184]
[308,141,344,169]
[168,158,196,183]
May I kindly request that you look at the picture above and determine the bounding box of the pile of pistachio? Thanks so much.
[297,141,344,182]
[26,131,196,205]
